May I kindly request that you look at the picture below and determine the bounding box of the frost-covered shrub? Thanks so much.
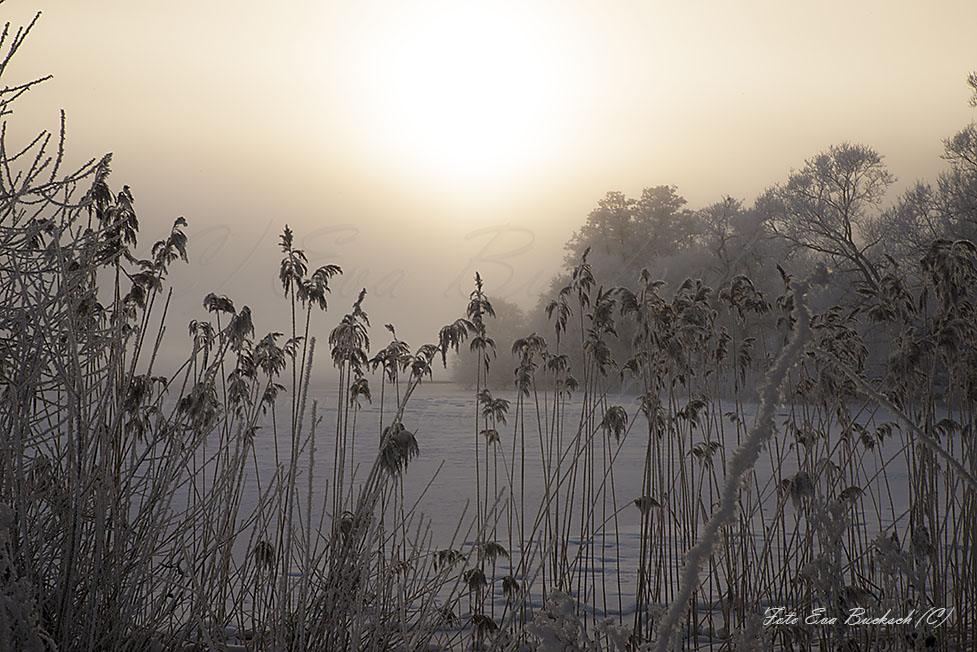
[525,592,597,652]
[0,503,53,652]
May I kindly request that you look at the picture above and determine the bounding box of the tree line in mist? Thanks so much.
[454,76,977,391]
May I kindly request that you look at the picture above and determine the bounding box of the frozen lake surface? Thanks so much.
[208,380,921,625]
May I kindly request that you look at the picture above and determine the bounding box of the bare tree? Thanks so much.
[870,74,977,264]
[765,143,894,291]
[936,122,977,238]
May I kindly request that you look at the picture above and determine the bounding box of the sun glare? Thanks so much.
[359,5,564,191]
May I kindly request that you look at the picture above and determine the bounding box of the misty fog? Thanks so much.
[6,1,977,382]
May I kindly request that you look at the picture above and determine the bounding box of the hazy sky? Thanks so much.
[6,0,977,353]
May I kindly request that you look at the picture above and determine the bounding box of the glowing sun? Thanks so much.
[359,4,566,190]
